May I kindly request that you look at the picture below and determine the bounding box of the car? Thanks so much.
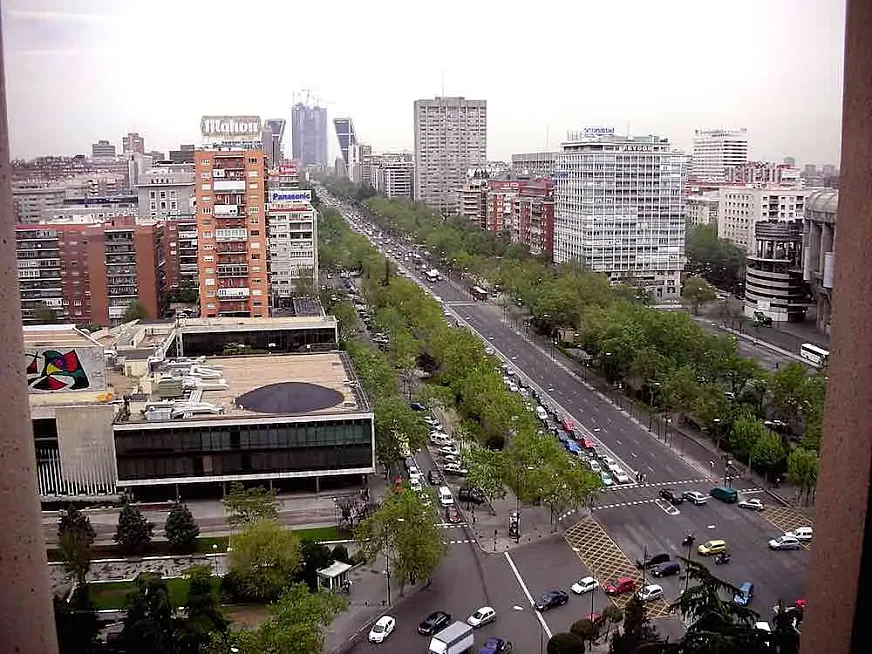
[467,606,497,628]
[602,455,616,468]
[604,577,637,595]
[484,346,495,355]
[683,490,708,505]
[445,504,463,524]
[507,383,519,393]
[658,488,684,505]
[698,539,728,556]
[423,416,442,429]
[409,475,422,491]
[534,589,569,612]
[600,471,614,487]
[710,486,739,503]
[769,534,802,550]
[442,454,461,466]
[613,470,631,484]
[571,576,599,595]
[419,490,433,506]
[650,561,681,578]
[638,584,664,602]
[586,612,607,628]
[636,552,670,570]
[409,402,427,412]
[368,615,396,643]
[738,497,765,511]
[428,469,444,485]
[478,637,514,654]
[418,610,452,635]
[589,460,602,473]
[439,444,459,456]
[444,464,469,476]
[734,582,755,606]
[459,486,486,505]
[789,526,813,542]
[607,462,622,475]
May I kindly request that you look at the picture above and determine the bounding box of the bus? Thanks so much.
[471,286,488,301]
[799,343,829,367]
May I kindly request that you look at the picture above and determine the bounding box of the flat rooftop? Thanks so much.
[121,351,370,425]
[23,324,101,349]
[179,316,335,332]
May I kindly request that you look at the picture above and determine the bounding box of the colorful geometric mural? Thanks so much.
[26,349,91,391]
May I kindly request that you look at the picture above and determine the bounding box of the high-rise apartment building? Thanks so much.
[122,132,145,155]
[377,157,415,200]
[413,96,487,214]
[716,187,807,253]
[486,180,523,233]
[291,102,328,167]
[554,129,687,300]
[262,118,286,167]
[12,183,68,223]
[685,192,720,228]
[91,139,116,159]
[724,161,803,188]
[511,179,555,257]
[690,128,749,181]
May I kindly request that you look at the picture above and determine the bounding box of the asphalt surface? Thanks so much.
[328,193,811,646]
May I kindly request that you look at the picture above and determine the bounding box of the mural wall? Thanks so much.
[25,346,107,393]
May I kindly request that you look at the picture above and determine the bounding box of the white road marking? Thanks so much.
[504,552,553,639]
[647,465,655,472]
[615,439,621,445]
[631,453,638,458]
[654,499,681,516]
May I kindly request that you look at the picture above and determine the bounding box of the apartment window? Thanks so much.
[160,201,167,210]
[247,170,259,178]
[201,184,212,191]
[170,190,177,199]
[247,157,258,165]
[170,201,177,210]
[150,201,156,210]
[250,230,260,236]
[251,253,260,260]
[200,159,211,166]
[249,217,259,224]
[201,207,212,215]
[204,278,216,286]
[203,255,214,263]
[159,191,166,199]
[248,182,259,190]
[200,172,211,180]
[149,190,156,199]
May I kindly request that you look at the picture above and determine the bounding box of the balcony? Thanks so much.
[214,204,240,217]
[217,287,250,300]
[215,228,247,242]
[217,264,249,277]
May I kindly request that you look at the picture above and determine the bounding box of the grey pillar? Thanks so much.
[0,11,60,652]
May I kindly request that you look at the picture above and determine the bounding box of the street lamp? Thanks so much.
[512,605,545,654]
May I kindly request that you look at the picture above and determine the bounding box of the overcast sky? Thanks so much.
[2,0,846,166]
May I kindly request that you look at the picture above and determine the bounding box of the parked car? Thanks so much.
[428,469,444,485]
[738,498,765,511]
[733,582,755,606]
[467,606,496,628]
[534,590,569,612]
[478,637,513,654]
[445,504,463,524]
[789,526,813,542]
[698,539,728,556]
[613,469,631,484]
[423,416,442,429]
[368,615,396,643]
[600,471,614,487]
[636,552,670,570]
[658,489,684,505]
[459,486,486,505]
[418,611,451,635]
[604,577,637,595]
[571,577,599,595]
[638,584,664,602]
[768,534,802,550]
[650,561,681,578]
[682,490,708,505]
[444,464,469,476]
[409,402,427,412]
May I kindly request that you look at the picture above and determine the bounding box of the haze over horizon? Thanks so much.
[2,0,846,166]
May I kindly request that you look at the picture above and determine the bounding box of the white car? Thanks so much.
[484,346,495,355]
[409,475,422,491]
[607,462,622,475]
[768,534,802,550]
[789,526,813,542]
[613,470,631,484]
[738,498,765,511]
[439,444,459,456]
[507,383,519,393]
[368,615,396,643]
[571,576,599,594]
[467,606,496,628]
[602,456,616,468]
[637,584,664,602]
[424,416,442,428]
[589,460,602,473]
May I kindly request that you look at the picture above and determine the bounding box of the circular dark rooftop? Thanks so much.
[236,382,344,415]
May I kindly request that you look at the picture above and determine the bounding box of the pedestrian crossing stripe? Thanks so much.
[445,539,473,545]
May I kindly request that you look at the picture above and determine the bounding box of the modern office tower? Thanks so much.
[333,118,360,181]
[291,102,329,167]
[359,144,374,187]
[194,147,269,319]
[413,96,487,214]
[690,128,749,181]
[262,118,286,167]
[91,139,116,159]
[122,132,145,155]
[553,128,687,301]
[717,187,807,253]
[512,151,559,178]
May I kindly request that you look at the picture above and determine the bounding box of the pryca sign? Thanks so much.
[200,115,262,139]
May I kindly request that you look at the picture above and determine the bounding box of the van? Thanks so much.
[791,526,813,542]
[710,486,739,503]
[439,486,454,506]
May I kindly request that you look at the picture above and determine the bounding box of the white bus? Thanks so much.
[800,343,829,367]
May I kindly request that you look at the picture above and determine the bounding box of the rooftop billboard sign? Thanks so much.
[200,115,262,139]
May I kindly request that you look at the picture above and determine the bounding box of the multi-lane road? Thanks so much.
[327,192,811,652]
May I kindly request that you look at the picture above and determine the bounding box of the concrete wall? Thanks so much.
[54,404,117,496]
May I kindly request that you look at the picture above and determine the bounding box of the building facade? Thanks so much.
[137,164,195,221]
[486,180,523,233]
[511,179,554,257]
[12,183,68,223]
[690,128,749,181]
[169,144,196,164]
[512,151,559,178]
[803,189,838,334]
[554,130,687,300]
[333,118,360,181]
[685,192,720,228]
[195,148,269,319]
[291,103,329,168]
[717,187,807,253]
[413,96,487,214]
[724,161,803,188]
[458,178,488,227]
[377,158,415,200]
[92,139,116,159]
[267,173,318,304]
[122,132,145,155]
[262,118,286,167]
[744,219,809,322]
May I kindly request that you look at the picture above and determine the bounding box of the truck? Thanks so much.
[428,621,474,654]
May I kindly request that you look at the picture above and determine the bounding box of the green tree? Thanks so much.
[728,415,766,461]
[331,544,351,564]
[685,224,745,291]
[223,482,278,529]
[570,618,600,648]
[292,266,315,297]
[463,446,507,510]
[787,447,819,505]
[355,487,446,594]
[54,593,99,654]
[373,395,428,468]
[33,303,61,324]
[750,432,785,479]
[297,540,333,591]
[57,504,96,584]
[164,501,200,553]
[602,604,624,637]
[548,632,586,654]
[122,299,149,322]
[768,362,809,427]
[114,500,154,555]
[327,300,358,341]
[176,565,227,654]
[119,573,175,654]
[611,595,661,654]
[682,276,717,315]
[227,520,302,601]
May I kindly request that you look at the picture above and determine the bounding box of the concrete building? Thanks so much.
[486,180,523,233]
[12,154,93,182]
[458,178,488,227]
[413,96,487,214]
[262,118,286,167]
[716,187,807,253]
[122,132,145,155]
[291,102,329,168]
[267,175,318,305]
[377,157,415,200]
[744,219,809,322]
[512,151,559,178]
[195,148,269,319]
[41,195,140,224]
[12,183,68,223]
[137,164,195,221]
[511,179,555,257]
[685,192,720,227]
[169,144,196,164]
[724,161,803,188]
[162,217,199,292]
[91,139,116,160]
[554,129,687,300]
[333,118,360,181]
[359,144,374,187]
[803,189,838,334]
[690,128,749,181]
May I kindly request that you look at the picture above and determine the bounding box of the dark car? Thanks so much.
[650,561,681,578]
[410,402,427,412]
[428,469,444,485]
[459,486,486,505]
[479,638,514,654]
[534,589,569,612]
[418,611,451,635]
[635,552,671,570]
[658,488,684,505]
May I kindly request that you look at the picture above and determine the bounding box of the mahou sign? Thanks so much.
[200,115,262,139]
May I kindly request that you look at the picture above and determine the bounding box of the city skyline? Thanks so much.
[3,0,845,165]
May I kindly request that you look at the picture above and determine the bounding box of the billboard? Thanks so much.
[200,115,262,139]
[279,163,298,176]
[268,189,312,204]
[25,346,107,394]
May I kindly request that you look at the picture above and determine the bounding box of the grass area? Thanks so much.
[88,575,221,611]
[292,525,343,542]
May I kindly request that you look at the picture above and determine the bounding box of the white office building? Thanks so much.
[267,181,318,303]
[377,158,415,200]
[717,187,808,253]
[137,164,195,221]
[413,97,487,214]
[691,129,749,182]
[553,129,687,301]
[686,192,720,228]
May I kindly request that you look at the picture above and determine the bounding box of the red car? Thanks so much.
[445,504,463,524]
[587,613,606,628]
[577,436,596,451]
[604,577,637,595]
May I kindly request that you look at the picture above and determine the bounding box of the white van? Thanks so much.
[439,486,454,506]
[791,526,813,542]
[535,406,548,421]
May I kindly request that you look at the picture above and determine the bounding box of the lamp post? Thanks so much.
[513,605,545,654]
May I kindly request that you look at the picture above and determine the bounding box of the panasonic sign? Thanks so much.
[200,115,262,139]
[268,189,312,204]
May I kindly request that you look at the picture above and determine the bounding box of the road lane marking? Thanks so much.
[615,439,621,445]
[654,499,680,516]
[631,453,638,458]
[504,552,553,639]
